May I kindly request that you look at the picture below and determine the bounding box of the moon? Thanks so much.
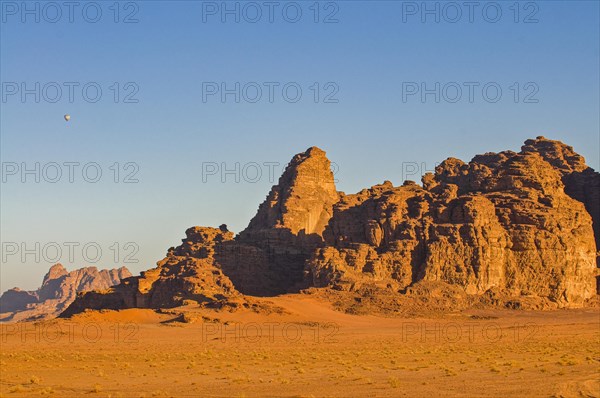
[64,114,71,122]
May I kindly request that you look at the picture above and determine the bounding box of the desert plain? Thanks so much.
[1,295,598,398]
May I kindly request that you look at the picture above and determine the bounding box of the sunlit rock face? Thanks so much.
[307,138,598,307]
[64,137,599,316]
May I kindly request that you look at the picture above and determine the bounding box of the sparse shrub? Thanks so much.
[9,385,26,393]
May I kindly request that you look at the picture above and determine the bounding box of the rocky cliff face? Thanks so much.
[243,147,340,236]
[521,137,600,281]
[63,137,599,316]
[307,137,598,307]
[0,264,131,321]
[218,146,341,295]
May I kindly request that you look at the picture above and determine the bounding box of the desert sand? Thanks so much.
[1,295,598,398]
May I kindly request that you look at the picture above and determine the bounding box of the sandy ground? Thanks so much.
[0,295,598,398]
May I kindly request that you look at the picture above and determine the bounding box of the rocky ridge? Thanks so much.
[0,264,130,321]
[308,138,597,308]
[62,137,599,317]
[60,227,240,317]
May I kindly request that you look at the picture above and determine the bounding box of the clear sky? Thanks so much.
[1,0,599,292]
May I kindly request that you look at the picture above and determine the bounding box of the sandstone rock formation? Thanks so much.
[63,147,341,315]
[306,137,598,307]
[63,137,599,316]
[521,137,600,291]
[0,264,131,321]
[217,146,341,295]
[61,227,241,317]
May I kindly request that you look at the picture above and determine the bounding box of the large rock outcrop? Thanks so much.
[306,137,598,307]
[217,146,341,295]
[63,147,341,316]
[63,137,599,315]
[0,264,131,321]
[521,137,600,275]
[61,227,241,317]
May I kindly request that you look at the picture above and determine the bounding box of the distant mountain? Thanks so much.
[0,264,131,322]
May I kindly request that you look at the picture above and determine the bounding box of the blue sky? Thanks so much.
[1,0,599,291]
